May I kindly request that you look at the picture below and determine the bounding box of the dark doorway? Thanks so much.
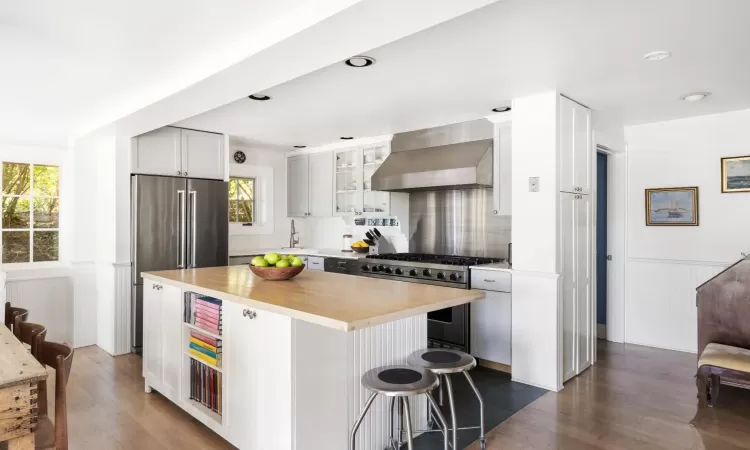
[596,152,608,339]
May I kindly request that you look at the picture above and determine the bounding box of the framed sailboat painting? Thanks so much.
[645,187,699,226]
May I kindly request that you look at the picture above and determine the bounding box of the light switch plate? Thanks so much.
[529,177,540,192]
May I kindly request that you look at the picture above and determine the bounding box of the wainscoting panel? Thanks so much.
[113,262,132,356]
[626,258,728,353]
[5,277,73,343]
[71,262,97,347]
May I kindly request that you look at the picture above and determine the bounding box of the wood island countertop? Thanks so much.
[142,266,485,331]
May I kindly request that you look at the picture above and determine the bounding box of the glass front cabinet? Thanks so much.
[333,143,390,216]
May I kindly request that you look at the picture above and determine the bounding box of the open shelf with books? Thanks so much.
[182,291,224,423]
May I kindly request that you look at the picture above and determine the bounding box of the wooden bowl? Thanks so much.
[350,246,370,254]
[249,265,305,281]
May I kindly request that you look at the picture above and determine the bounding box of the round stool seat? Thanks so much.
[407,348,477,374]
[361,365,438,397]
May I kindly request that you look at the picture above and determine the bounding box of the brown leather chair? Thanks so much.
[35,341,74,450]
[14,317,49,419]
[4,301,29,331]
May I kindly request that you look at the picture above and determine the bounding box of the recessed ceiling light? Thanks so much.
[293,145,306,148]
[248,94,271,101]
[682,92,711,102]
[344,56,376,68]
[491,106,511,113]
[643,51,671,61]
[340,137,354,140]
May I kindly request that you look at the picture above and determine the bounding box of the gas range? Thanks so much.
[357,253,505,288]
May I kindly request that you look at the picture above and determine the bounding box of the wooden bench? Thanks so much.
[697,343,750,408]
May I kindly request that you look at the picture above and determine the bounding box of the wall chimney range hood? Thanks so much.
[371,120,493,192]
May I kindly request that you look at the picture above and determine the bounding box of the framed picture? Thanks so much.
[721,155,750,193]
[645,187,699,226]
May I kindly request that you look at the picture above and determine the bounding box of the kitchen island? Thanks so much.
[141,265,484,450]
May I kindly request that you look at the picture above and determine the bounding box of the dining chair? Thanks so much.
[4,301,29,331]
[35,341,74,450]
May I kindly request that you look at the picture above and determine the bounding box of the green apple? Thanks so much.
[290,257,304,267]
[251,256,265,267]
[254,259,269,267]
[280,254,290,261]
[264,253,281,265]
[286,254,297,259]
[275,259,290,268]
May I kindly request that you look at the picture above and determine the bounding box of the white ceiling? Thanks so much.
[0,0,359,146]
[177,0,750,149]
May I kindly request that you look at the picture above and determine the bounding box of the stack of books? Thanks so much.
[185,293,222,336]
[189,330,222,368]
[189,358,222,415]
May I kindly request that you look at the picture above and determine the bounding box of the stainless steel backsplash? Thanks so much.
[409,188,511,258]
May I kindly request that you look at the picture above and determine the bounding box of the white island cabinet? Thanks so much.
[142,266,484,450]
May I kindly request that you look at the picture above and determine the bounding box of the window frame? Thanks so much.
[228,176,255,226]
[1,162,60,264]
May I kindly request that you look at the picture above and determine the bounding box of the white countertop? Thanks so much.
[230,248,369,260]
[472,262,513,272]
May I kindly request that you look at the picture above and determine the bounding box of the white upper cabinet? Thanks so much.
[132,127,225,180]
[558,96,592,194]
[286,152,333,218]
[132,127,182,176]
[492,120,512,216]
[181,129,225,180]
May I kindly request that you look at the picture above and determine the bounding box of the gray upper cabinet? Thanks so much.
[287,151,333,218]
[132,127,225,180]
[287,154,310,217]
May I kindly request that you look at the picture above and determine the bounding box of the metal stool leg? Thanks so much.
[463,371,486,450]
[402,397,414,450]
[388,396,397,450]
[443,374,458,450]
[397,396,405,447]
[425,392,449,450]
[349,392,378,450]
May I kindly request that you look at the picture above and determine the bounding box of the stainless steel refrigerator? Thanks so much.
[131,175,229,353]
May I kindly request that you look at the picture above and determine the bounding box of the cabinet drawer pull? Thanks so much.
[484,279,495,283]
[243,309,257,319]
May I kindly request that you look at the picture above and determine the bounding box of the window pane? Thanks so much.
[2,197,30,228]
[33,231,59,262]
[237,200,253,223]
[2,163,31,195]
[228,179,237,200]
[33,198,59,228]
[2,231,30,263]
[33,165,59,196]
[229,200,238,222]
[237,179,253,200]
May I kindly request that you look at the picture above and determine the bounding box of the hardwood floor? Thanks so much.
[466,341,750,450]
[60,341,750,449]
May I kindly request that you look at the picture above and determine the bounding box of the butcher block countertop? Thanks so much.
[0,326,48,389]
[142,266,485,331]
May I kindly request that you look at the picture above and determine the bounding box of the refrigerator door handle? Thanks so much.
[189,190,197,268]
[178,189,186,268]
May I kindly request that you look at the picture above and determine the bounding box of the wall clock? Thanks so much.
[233,151,246,164]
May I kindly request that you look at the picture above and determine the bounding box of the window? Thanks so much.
[1,162,59,263]
[228,177,254,225]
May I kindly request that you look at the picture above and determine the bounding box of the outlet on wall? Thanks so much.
[529,177,540,192]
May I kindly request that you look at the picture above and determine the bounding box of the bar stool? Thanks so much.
[408,348,486,450]
[350,365,449,450]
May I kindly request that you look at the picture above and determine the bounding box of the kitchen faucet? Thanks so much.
[289,220,299,248]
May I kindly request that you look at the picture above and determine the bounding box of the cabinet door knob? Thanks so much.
[177,171,181,175]
[184,172,188,176]
[493,210,498,215]
[243,309,257,319]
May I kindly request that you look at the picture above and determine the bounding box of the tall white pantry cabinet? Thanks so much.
[558,95,594,382]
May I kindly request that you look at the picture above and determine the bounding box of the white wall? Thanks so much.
[624,108,750,353]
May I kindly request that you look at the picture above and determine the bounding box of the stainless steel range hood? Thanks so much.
[371,119,493,192]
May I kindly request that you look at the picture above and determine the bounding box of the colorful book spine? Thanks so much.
[189,343,222,363]
[194,319,221,335]
[194,305,221,320]
[190,331,220,348]
[189,358,222,415]
[189,348,219,367]
[189,337,221,353]
[195,312,220,327]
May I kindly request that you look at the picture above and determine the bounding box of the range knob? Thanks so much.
[384,267,393,274]
[394,268,403,275]
[423,269,432,277]
[449,273,458,281]
[361,264,370,271]
[436,272,445,280]
[409,269,418,276]
[371,266,379,272]
[379,265,387,272]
